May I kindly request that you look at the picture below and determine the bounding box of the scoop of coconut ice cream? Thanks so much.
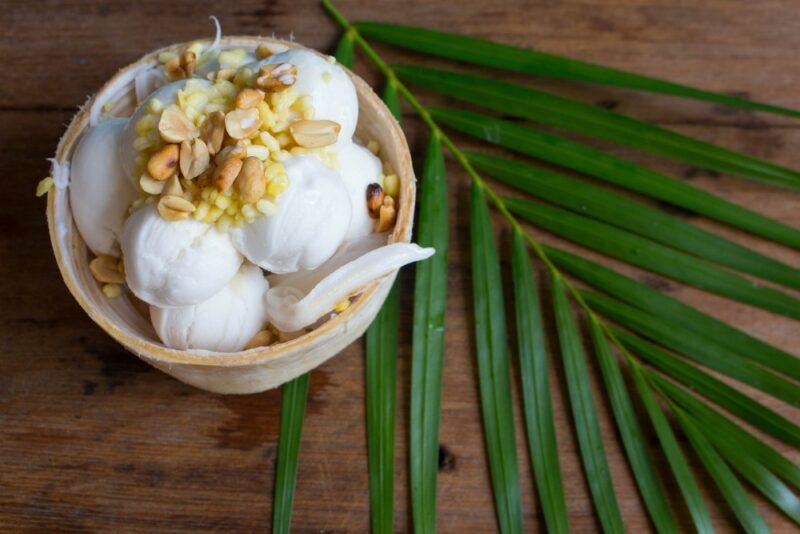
[229,155,351,274]
[247,49,358,146]
[118,79,212,183]
[150,262,269,352]
[336,142,382,240]
[121,205,242,307]
[69,118,139,257]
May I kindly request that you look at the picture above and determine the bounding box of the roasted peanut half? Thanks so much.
[164,56,186,81]
[158,105,198,143]
[179,137,210,180]
[235,88,266,109]
[139,173,165,195]
[256,63,297,91]
[376,196,397,232]
[255,44,273,60]
[162,174,183,197]
[199,110,226,155]
[147,144,180,180]
[225,108,262,140]
[182,51,196,77]
[212,157,244,192]
[90,255,125,284]
[214,143,247,165]
[215,68,237,81]
[157,195,195,221]
[289,119,340,148]
[236,157,266,203]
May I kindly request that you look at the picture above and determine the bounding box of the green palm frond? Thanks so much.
[507,197,800,320]
[581,290,800,407]
[468,151,800,290]
[649,372,800,490]
[272,374,311,534]
[589,322,678,532]
[471,184,523,533]
[395,64,800,189]
[614,329,800,446]
[354,21,800,119]
[673,407,771,533]
[706,436,800,525]
[629,362,714,533]
[510,230,569,534]
[551,276,624,534]
[320,3,800,531]
[382,79,402,121]
[365,284,398,534]
[543,245,800,379]
[334,32,355,71]
[409,132,449,533]
[431,106,800,248]
[650,373,800,524]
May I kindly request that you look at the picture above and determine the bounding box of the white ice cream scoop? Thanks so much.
[69,118,139,257]
[118,79,212,183]
[336,142,382,240]
[120,205,242,307]
[150,262,269,352]
[229,155,351,274]
[247,49,358,146]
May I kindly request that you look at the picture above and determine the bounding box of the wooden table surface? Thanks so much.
[2,0,799,531]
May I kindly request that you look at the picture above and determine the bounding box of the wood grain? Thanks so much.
[1,0,798,531]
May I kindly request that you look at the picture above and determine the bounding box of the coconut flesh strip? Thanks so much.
[134,65,169,106]
[266,239,435,332]
[89,62,157,126]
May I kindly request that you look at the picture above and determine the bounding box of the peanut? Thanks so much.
[159,105,198,143]
[182,51,196,77]
[147,144,179,180]
[289,119,340,148]
[225,108,262,140]
[212,157,244,192]
[90,255,125,284]
[199,110,226,155]
[235,88,266,109]
[376,196,396,232]
[179,137,210,179]
[139,173,165,195]
[157,195,195,221]
[236,157,266,203]
[162,174,183,197]
[256,63,297,91]
[164,56,186,80]
[255,44,273,60]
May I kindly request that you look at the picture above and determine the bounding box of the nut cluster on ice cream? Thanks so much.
[61,38,433,352]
